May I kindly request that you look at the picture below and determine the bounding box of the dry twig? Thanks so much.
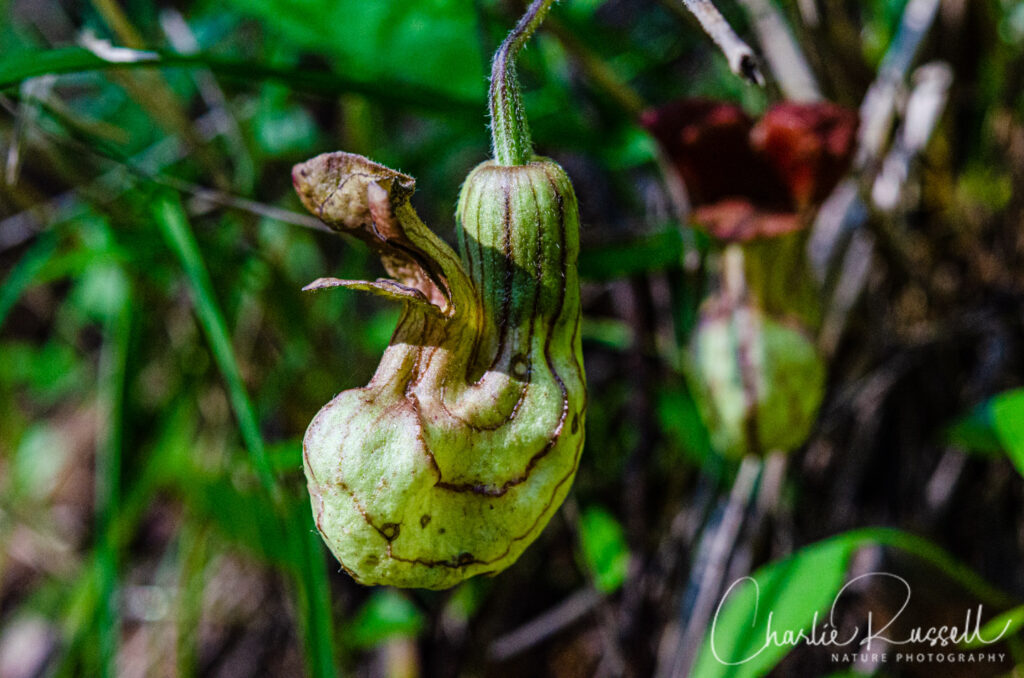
[679,0,765,85]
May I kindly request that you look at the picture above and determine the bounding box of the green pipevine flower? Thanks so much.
[294,0,585,589]
[686,245,825,459]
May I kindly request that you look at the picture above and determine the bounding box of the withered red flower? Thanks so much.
[641,99,858,242]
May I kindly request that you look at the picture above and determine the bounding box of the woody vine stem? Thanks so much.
[490,0,557,166]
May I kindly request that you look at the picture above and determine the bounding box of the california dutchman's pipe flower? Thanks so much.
[686,248,826,459]
[641,99,858,241]
[293,0,585,589]
[643,99,856,459]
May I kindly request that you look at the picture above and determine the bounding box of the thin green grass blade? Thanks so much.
[0,230,57,331]
[94,272,131,678]
[175,519,210,678]
[0,46,478,114]
[46,400,195,676]
[153,194,338,678]
[153,195,278,498]
[849,527,1015,608]
[297,521,340,678]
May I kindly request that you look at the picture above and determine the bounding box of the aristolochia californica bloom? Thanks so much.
[293,0,585,589]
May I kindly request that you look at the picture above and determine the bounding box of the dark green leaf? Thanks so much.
[347,590,426,649]
[0,47,479,114]
[963,604,1024,649]
[692,536,855,678]
[579,505,630,594]
[0,230,56,331]
[946,400,1004,456]
[657,382,714,465]
[578,228,684,281]
[992,389,1024,477]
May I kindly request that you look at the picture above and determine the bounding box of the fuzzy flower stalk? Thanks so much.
[293,0,585,589]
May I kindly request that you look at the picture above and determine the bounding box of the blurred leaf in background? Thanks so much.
[1,0,1024,676]
[579,504,630,594]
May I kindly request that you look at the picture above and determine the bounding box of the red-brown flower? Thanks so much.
[641,99,858,242]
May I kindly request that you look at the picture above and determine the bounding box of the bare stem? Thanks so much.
[680,0,764,85]
[490,0,557,166]
[656,456,763,678]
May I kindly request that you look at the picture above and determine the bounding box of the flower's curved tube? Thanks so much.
[293,151,585,589]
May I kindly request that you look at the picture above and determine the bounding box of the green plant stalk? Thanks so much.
[0,229,57,331]
[155,197,278,499]
[174,519,208,678]
[0,47,480,115]
[154,195,338,678]
[687,246,825,458]
[296,0,585,590]
[94,275,130,678]
[490,0,556,165]
[853,527,1015,608]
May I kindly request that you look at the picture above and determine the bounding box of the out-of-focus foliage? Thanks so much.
[2,0,1024,676]
[578,505,631,593]
[691,534,855,678]
[991,390,1024,477]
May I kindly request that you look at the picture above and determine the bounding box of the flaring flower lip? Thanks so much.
[642,99,858,243]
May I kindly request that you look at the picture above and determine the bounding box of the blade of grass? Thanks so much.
[175,518,210,678]
[46,400,196,676]
[0,229,57,330]
[85,2,232,189]
[153,193,338,678]
[0,46,479,115]
[296,516,340,678]
[851,527,1016,608]
[94,271,131,678]
[153,195,278,499]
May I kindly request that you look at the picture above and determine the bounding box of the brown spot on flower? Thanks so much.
[511,353,529,380]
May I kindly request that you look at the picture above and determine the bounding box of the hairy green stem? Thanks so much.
[489,0,557,166]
